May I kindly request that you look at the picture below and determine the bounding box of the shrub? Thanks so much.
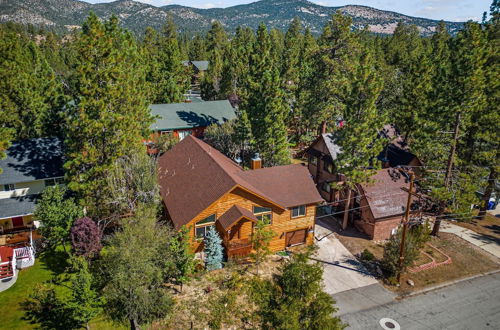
[360,249,375,262]
[70,217,102,258]
[204,226,224,271]
[382,222,431,278]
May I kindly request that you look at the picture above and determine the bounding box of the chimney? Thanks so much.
[250,153,262,170]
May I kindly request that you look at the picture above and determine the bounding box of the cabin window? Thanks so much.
[308,155,318,167]
[3,184,15,191]
[253,206,272,225]
[291,205,306,218]
[324,161,334,174]
[178,130,193,140]
[45,177,65,187]
[322,182,331,193]
[195,214,216,239]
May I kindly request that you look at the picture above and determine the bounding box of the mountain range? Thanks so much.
[0,0,464,35]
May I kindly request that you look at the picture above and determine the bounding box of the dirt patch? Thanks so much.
[395,233,500,294]
[165,255,286,329]
[452,213,500,241]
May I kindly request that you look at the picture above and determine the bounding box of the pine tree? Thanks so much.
[308,12,359,130]
[201,21,228,100]
[166,226,196,292]
[65,13,153,215]
[204,226,224,271]
[244,23,290,166]
[282,17,303,113]
[337,44,385,185]
[384,23,433,143]
[0,27,63,139]
[188,34,207,60]
[293,28,318,143]
[220,26,254,103]
[67,256,103,330]
[157,16,190,103]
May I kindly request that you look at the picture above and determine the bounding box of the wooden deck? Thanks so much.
[224,238,252,258]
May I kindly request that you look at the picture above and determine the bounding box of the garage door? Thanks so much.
[286,229,307,247]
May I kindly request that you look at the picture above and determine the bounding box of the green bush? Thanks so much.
[360,249,375,261]
[382,221,431,278]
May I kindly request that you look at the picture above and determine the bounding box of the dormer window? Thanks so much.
[253,206,272,225]
[195,214,216,239]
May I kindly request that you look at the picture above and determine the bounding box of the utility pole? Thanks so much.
[397,171,414,284]
[432,112,460,236]
[342,185,352,230]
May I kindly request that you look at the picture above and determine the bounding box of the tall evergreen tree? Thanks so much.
[0,27,64,139]
[282,18,304,129]
[220,26,254,103]
[201,21,228,100]
[384,23,433,143]
[188,34,207,60]
[293,28,318,142]
[308,12,359,130]
[244,23,290,166]
[65,13,153,215]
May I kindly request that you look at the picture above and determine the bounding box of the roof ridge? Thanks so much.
[187,136,242,185]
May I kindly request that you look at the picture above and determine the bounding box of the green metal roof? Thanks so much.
[149,100,236,131]
[182,60,209,71]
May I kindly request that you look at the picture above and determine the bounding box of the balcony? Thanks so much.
[224,238,253,258]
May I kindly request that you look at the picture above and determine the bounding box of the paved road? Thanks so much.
[339,272,500,330]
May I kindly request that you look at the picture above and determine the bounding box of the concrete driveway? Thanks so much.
[314,220,379,295]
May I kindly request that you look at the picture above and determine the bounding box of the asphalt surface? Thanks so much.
[339,272,500,330]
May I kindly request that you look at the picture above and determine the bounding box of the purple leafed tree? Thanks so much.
[70,217,102,258]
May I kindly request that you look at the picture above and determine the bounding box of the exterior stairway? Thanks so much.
[0,261,14,279]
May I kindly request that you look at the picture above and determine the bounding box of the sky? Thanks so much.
[85,0,492,22]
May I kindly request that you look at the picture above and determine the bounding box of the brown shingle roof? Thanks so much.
[360,168,415,220]
[158,136,323,229]
[217,205,258,231]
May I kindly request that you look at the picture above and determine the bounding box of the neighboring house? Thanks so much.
[158,135,323,258]
[0,137,63,278]
[377,124,422,168]
[182,60,209,91]
[306,133,345,204]
[149,100,236,141]
[305,125,421,240]
[356,168,418,240]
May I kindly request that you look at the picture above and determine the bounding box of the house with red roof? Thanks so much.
[157,135,323,257]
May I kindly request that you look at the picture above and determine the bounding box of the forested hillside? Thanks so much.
[0,0,464,35]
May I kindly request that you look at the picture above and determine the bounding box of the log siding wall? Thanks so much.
[184,187,316,253]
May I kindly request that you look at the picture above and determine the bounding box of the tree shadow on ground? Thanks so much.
[468,232,500,245]
[38,249,70,277]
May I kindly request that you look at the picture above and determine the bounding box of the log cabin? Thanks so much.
[158,135,323,258]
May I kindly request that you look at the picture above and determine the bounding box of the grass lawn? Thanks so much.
[0,249,121,330]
